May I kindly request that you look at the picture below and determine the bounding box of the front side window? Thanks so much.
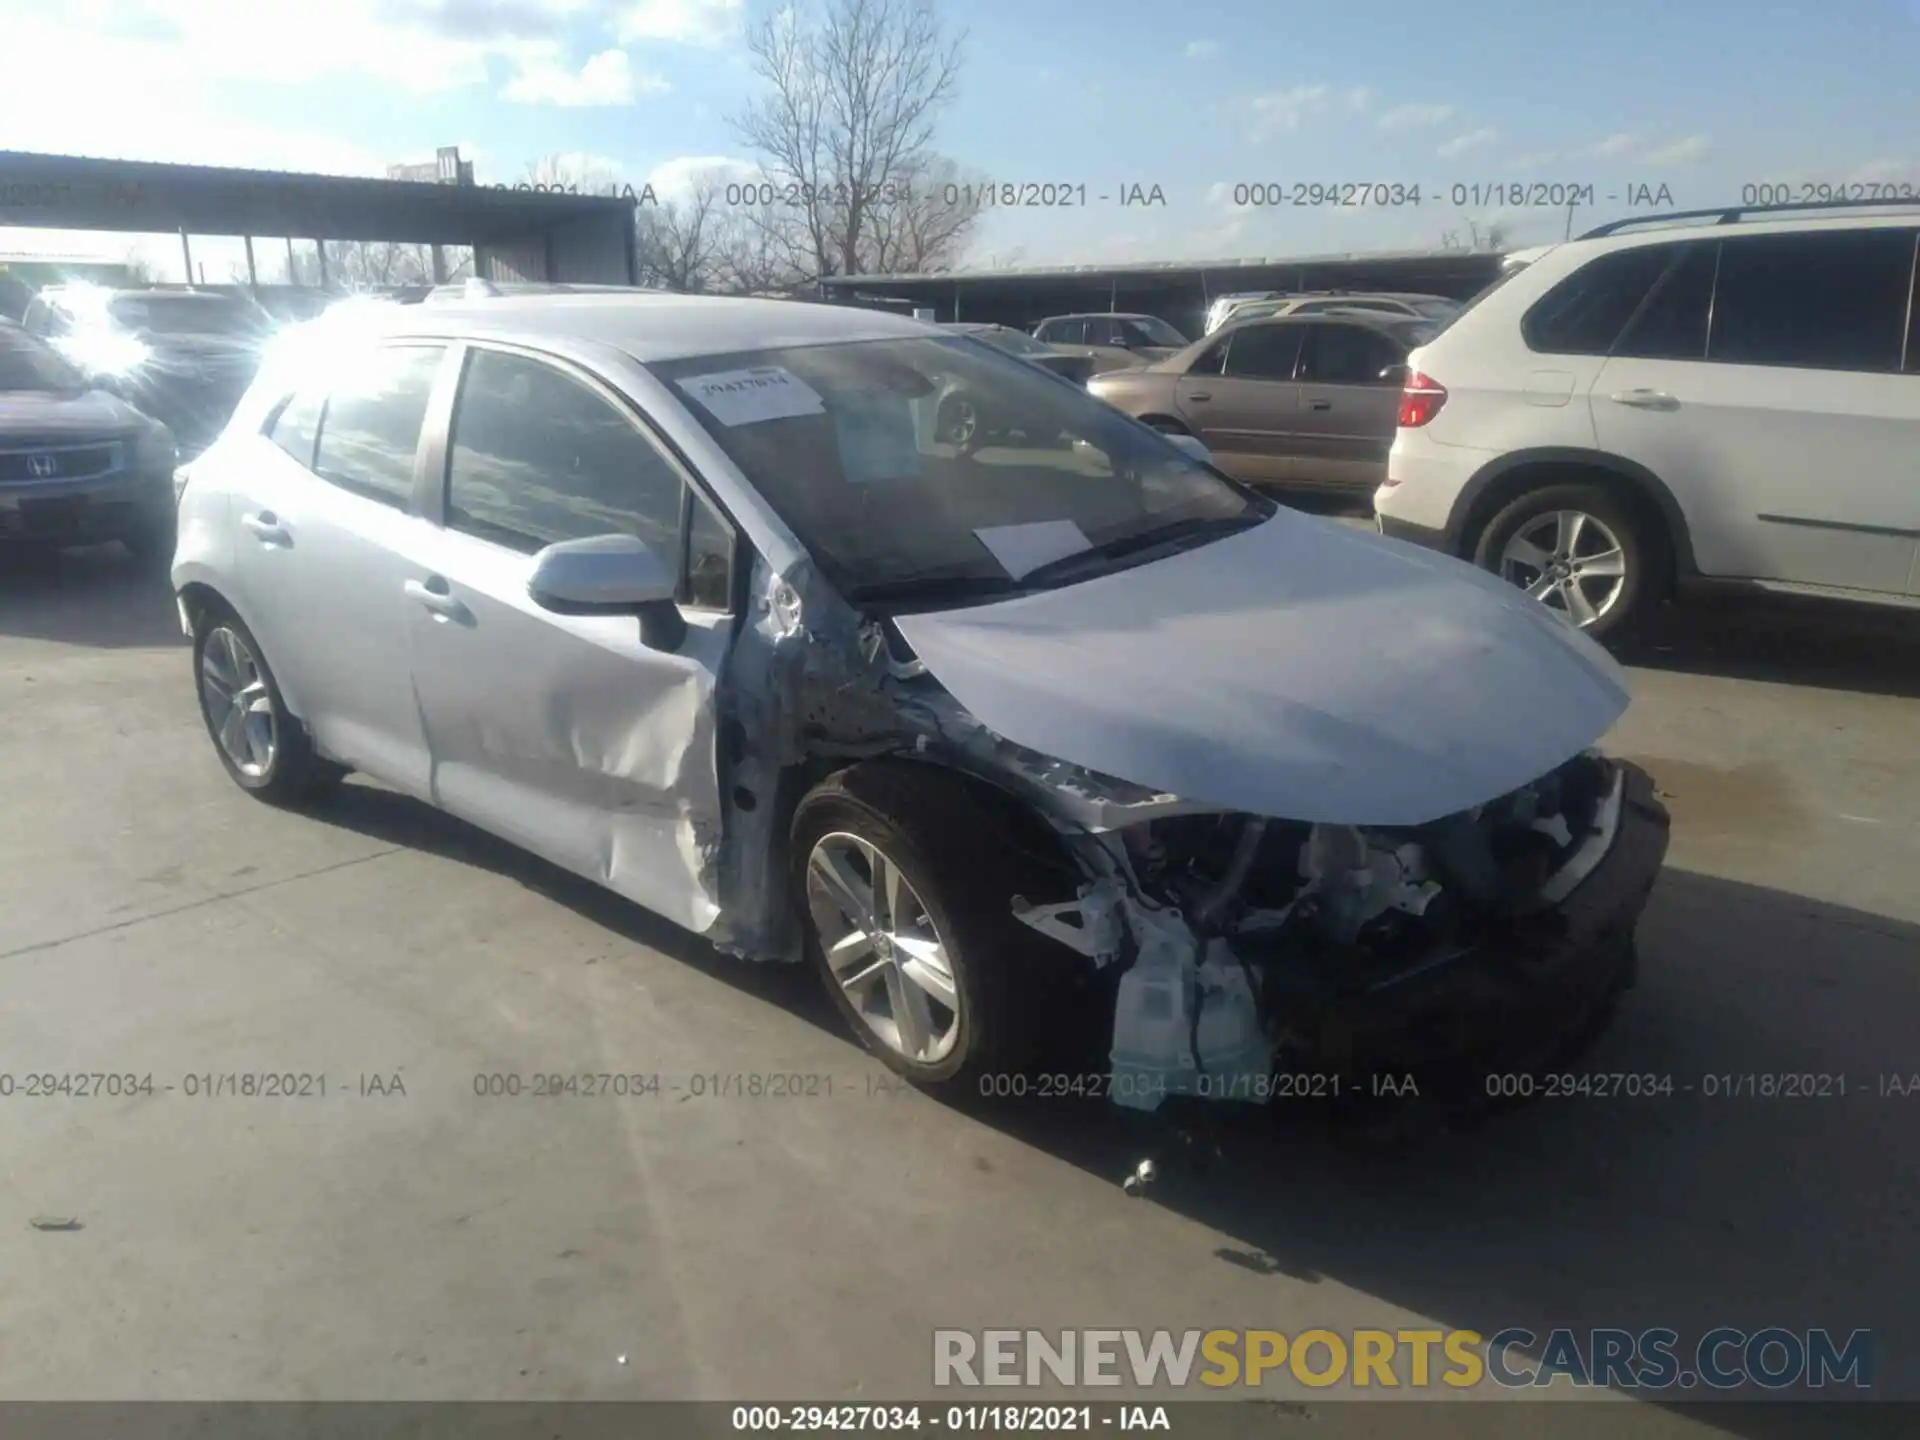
[1297,324,1405,385]
[312,344,446,508]
[1707,229,1914,373]
[1037,319,1084,345]
[446,348,686,565]
[1221,324,1304,380]
[650,336,1269,605]
[1523,243,1677,355]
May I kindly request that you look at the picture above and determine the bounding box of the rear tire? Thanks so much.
[190,600,333,807]
[792,764,1064,1094]
[1472,482,1654,641]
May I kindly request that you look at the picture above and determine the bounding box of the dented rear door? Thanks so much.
[403,344,733,933]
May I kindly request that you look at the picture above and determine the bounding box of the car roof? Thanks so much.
[360,292,937,364]
[1221,308,1426,335]
[1039,312,1161,322]
[1562,208,1920,255]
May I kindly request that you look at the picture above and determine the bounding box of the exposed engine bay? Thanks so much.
[1003,749,1645,1111]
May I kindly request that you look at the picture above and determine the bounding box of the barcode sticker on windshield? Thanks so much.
[676,366,825,426]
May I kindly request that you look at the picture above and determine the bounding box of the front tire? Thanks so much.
[1472,482,1652,640]
[191,601,333,807]
[792,765,1060,1092]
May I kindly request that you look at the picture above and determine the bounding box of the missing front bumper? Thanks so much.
[1104,760,1671,1112]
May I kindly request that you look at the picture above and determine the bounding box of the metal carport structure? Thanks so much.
[819,249,1508,337]
[0,149,639,301]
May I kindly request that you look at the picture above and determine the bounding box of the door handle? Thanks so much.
[1187,392,1212,403]
[1307,399,1333,411]
[240,511,290,545]
[404,576,468,621]
[1608,389,1680,411]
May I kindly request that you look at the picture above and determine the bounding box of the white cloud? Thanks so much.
[502,45,661,104]
[1510,150,1559,170]
[1346,86,1375,113]
[647,153,761,200]
[616,0,742,45]
[1850,156,1917,182]
[1184,39,1220,59]
[1586,132,1641,159]
[1378,102,1455,131]
[1248,84,1331,138]
[1437,127,1498,159]
[1637,134,1710,166]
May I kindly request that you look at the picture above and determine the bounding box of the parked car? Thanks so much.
[1030,313,1190,374]
[172,292,1667,1111]
[23,285,271,456]
[0,321,178,561]
[1212,292,1461,332]
[1089,312,1437,495]
[1377,201,1920,639]
[942,322,1095,385]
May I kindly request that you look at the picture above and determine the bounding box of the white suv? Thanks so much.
[1375,205,1920,638]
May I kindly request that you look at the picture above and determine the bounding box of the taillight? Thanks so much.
[1398,369,1447,427]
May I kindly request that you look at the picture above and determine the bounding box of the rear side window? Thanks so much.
[1613,241,1717,361]
[1222,324,1304,380]
[1297,323,1405,384]
[1707,229,1915,374]
[1523,244,1676,355]
[1040,319,1085,345]
[269,390,324,468]
[446,347,686,564]
[312,345,446,509]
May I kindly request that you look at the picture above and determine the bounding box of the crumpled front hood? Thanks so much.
[0,388,146,437]
[893,511,1631,828]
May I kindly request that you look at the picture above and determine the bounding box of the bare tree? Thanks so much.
[637,173,731,291]
[857,155,984,273]
[1439,216,1511,251]
[524,153,624,196]
[122,248,156,284]
[732,0,970,282]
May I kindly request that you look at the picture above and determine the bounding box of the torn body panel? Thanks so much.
[700,547,1667,1117]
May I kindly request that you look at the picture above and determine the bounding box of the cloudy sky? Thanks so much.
[2,0,1917,277]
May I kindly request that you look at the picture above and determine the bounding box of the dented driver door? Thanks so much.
[402,344,735,933]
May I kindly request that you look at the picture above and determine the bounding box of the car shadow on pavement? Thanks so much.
[311,778,840,1026]
[301,771,1920,1432]
[0,544,185,648]
[961,867,1920,1433]
[1627,595,1920,700]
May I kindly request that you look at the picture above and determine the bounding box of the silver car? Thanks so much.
[172,292,1668,1113]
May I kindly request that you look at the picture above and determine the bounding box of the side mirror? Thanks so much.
[527,533,686,651]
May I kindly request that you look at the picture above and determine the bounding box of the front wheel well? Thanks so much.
[1458,461,1680,598]
[175,581,229,634]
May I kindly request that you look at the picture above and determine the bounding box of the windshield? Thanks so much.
[105,295,267,338]
[1120,316,1188,348]
[651,335,1269,604]
[0,325,88,393]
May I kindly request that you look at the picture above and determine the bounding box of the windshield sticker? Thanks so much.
[832,389,922,484]
[973,520,1092,579]
[675,366,825,426]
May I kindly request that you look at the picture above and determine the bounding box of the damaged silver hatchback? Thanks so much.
[173,292,1670,1112]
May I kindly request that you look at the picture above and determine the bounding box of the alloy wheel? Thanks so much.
[1498,509,1628,629]
[199,624,279,778]
[805,832,962,1065]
